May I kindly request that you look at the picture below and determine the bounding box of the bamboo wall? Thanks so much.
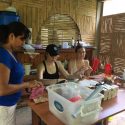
[0,0,97,45]
[99,13,125,74]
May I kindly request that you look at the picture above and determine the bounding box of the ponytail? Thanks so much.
[0,25,9,45]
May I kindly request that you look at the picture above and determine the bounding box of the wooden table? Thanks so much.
[98,89,125,124]
[28,89,125,125]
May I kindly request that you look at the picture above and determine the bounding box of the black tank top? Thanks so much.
[43,61,59,79]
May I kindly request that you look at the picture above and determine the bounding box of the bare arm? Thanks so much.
[0,64,41,96]
[68,59,73,74]
[57,61,81,80]
[84,60,93,76]
[37,63,45,80]
[57,61,69,79]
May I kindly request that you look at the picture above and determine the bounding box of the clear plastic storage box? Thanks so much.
[47,82,103,125]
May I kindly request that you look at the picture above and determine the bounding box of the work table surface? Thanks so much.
[28,88,125,125]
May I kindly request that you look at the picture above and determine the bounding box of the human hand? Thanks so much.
[84,68,93,77]
[25,80,43,93]
[74,66,86,77]
[73,71,84,80]
[26,80,43,89]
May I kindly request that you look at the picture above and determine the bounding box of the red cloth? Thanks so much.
[68,95,82,102]
[104,63,112,75]
[92,57,100,73]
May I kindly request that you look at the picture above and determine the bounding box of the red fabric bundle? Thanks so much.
[104,63,112,76]
[68,95,82,102]
[92,57,100,73]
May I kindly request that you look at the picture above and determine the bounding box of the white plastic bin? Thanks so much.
[46,82,103,125]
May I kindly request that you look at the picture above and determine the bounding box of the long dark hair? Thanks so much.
[0,22,30,45]
[0,25,8,44]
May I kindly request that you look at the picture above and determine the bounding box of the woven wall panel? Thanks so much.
[77,16,96,34]
[0,1,10,10]
[69,0,77,22]
[60,0,70,14]
[113,58,125,74]
[77,0,96,16]
[77,15,96,43]
[12,2,45,42]
[46,0,56,17]
[99,33,112,54]
[113,15,125,32]
[0,0,97,45]
[81,34,95,44]
[112,33,125,58]
[76,0,96,44]
[100,13,125,74]
[100,17,112,33]
[40,14,80,46]
[0,0,11,3]
[13,0,44,7]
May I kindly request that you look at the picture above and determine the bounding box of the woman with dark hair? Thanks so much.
[68,44,92,77]
[0,22,41,125]
[37,44,83,85]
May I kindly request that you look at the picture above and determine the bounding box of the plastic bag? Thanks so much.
[29,86,45,100]
[60,85,81,102]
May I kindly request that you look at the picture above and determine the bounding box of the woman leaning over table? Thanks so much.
[68,44,93,77]
[0,22,41,125]
[37,44,83,85]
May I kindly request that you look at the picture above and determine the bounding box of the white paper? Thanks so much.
[78,79,98,87]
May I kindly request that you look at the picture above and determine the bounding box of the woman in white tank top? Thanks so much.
[68,44,92,77]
